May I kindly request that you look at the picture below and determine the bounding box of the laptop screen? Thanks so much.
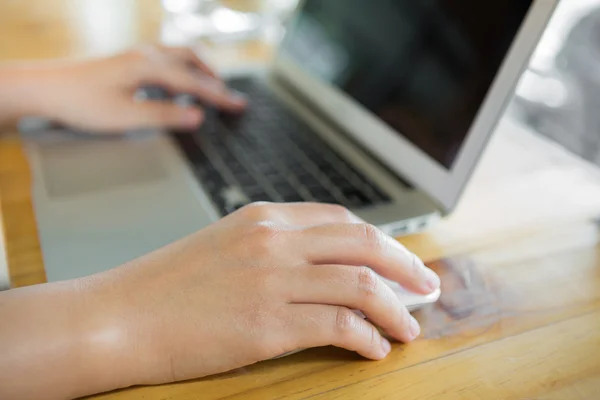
[281,0,533,169]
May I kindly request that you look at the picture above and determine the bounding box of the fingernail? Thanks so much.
[409,316,421,340]
[181,108,203,128]
[423,267,441,292]
[381,337,392,356]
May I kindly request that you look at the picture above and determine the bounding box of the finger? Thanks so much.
[146,66,246,112]
[115,101,204,130]
[297,223,440,295]
[285,304,392,360]
[287,265,419,343]
[237,202,364,226]
[160,45,220,80]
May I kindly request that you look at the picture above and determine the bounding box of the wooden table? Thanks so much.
[2,1,600,399]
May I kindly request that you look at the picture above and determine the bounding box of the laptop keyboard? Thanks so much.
[171,77,392,216]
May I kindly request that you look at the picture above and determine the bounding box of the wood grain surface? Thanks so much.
[1,1,600,399]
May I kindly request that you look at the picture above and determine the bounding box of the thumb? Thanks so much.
[126,102,204,130]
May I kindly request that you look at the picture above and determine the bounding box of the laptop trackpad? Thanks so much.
[28,134,216,282]
[38,139,168,198]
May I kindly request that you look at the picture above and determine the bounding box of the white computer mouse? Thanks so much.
[379,276,442,312]
[272,277,441,359]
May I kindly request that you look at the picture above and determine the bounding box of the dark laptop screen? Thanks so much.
[281,0,533,169]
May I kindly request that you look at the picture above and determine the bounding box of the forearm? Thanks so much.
[0,64,57,125]
[0,279,136,399]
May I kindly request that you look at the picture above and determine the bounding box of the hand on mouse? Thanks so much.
[1,202,441,398]
[88,203,439,390]
[0,45,246,132]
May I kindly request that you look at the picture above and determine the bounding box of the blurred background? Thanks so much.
[0,0,300,66]
[509,0,600,166]
[1,0,598,167]
[160,0,299,43]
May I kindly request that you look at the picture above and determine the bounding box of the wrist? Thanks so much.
[0,64,62,121]
[0,277,141,399]
[85,264,177,388]
[69,275,145,397]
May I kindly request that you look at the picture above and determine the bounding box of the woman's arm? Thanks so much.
[0,278,133,399]
[0,46,246,132]
[0,203,440,399]
[0,65,49,124]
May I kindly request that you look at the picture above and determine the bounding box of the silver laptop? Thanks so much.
[18,0,557,284]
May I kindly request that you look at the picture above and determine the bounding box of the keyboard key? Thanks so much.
[282,194,305,202]
[299,175,325,189]
[342,189,372,207]
[310,191,339,204]
[250,193,272,203]
[274,183,295,196]
[172,134,207,165]
[235,171,257,187]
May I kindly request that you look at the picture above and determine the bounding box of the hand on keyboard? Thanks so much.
[15,44,247,133]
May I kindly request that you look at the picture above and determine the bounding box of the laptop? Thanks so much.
[18,0,557,287]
